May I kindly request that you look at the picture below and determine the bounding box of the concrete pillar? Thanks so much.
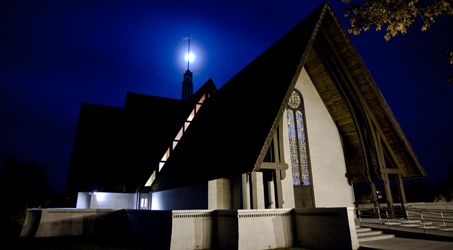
[148,192,153,210]
[249,172,265,209]
[274,170,284,208]
[250,172,258,209]
[241,173,251,209]
[76,192,91,209]
[256,172,265,209]
[208,178,232,209]
[267,173,276,209]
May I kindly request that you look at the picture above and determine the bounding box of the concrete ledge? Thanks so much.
[170,210,215,250]
[20,209,42,237]
[237,209,294,250]
[22,208,358,250]
[27,209,131,238]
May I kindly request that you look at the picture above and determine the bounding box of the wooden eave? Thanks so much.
[304,5,426,180]
[304,47,368,183]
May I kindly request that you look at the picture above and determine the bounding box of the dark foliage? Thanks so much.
[0,158,57,238]
[342,0,453,82]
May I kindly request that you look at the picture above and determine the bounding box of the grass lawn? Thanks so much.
[7,236,147,250]
[8,237,313,250]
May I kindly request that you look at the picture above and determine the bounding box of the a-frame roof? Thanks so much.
[153,1,425,191]
[67,78,216,193]
[303,2,426,182]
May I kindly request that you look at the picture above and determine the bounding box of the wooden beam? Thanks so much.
[273,132,280,163]
[370,124,386,181]
[370,182,379,209]
[383,174,395,218]
[396,174,407,206]
[319,26,410,177]
[381,168,403,174]
[260,162,289,170]
[274,170,284,208]
[277,125,287,180]
[313,38,374,183]
[278,125,285,163]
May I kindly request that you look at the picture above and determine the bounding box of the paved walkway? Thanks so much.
[360,237,453,249]
[357,218,453,249]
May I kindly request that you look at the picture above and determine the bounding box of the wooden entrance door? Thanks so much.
[294,185,314,208]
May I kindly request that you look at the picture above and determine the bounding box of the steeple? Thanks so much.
[182,34,193,101]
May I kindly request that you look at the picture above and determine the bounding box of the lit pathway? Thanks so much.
[359,237,453,250]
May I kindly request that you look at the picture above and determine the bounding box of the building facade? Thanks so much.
[23,3,428,249]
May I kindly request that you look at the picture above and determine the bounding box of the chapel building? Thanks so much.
[65,1,426,212]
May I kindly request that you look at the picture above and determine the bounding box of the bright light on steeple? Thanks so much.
[185,52,195,63]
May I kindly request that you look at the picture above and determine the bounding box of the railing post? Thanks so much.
[420,211,426,234]
[378,207,382,224]
[386,209,390,230]
[441,211,447,231]
[358,209,362,227]
[405,209,411,227]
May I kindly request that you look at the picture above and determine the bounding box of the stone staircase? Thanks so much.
[356,225,395,242]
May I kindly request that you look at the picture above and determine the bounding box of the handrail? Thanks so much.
[356,206,453,233]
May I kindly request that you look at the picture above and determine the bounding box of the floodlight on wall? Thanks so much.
[95,192,106,202]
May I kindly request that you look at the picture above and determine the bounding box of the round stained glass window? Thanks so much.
[288,91,301,108]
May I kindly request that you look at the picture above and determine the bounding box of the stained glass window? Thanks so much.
[288,91,301,109]
[287,110,301,185]
[286,90,311,186]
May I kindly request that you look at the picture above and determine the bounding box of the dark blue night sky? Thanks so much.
[1,0,453,192]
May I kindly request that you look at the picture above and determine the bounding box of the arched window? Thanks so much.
[286,90,310,186]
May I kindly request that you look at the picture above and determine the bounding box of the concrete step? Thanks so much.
[358,231,384,237]
[415,225,442,229]
[400,219,422,224]
[356,228,371,233]
[399,223,424,227]
[382,221,402,225]
[356,226,395,243]
[399,222,433,227]
[358,234,395,242]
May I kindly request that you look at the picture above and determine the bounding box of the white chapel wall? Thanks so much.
[282,67,354,208]
[151,182,208,210]
[89,192,137,209]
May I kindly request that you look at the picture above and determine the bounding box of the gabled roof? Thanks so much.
[67,79,217,193]
[153,3,326,191]
[66,103,126,193]
[153,1,426,191]
[303,3,426,181]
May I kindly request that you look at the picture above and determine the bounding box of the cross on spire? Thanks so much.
[187,34,191,70]
[182,34,193,101]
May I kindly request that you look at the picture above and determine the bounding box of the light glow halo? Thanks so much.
[185,52,195,63]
